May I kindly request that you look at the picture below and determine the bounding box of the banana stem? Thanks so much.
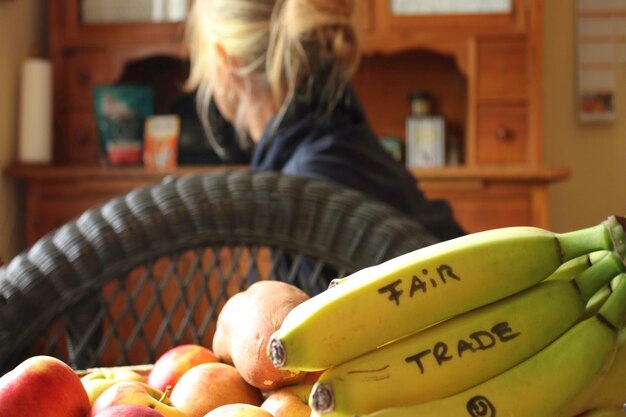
[605,216,626,261]
[598,273,626,329]
[575,252,625,301]
[557,224,613,263]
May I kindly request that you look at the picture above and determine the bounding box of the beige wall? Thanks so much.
[544,0,626,232]
[0,0,45,263]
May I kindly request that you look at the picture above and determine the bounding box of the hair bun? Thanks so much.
[322,23,359,74]
[278,0,360,72]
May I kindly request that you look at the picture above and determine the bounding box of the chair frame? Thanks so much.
[0,171,438,371]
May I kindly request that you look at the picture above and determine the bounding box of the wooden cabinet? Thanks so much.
[6,0,569,248]
[48,0,189,164]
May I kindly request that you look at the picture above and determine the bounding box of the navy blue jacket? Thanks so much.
[251,86,465,242]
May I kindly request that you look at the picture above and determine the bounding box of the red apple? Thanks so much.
[82,368,146,404]
[260,384,313,417]
[203,404,273,417]
[170,363,263,417]
[0,355,90,417]
[148,344,219,391]
[89,381,187,417]
[94,404,166,417]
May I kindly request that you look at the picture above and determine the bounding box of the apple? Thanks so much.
[148,344,219,391]
[203,404,273,417]
[94,404,167,417]
[260,384,313,417]
[0,355,90,417]
[89,381,187,417]
[82,368,146,404]
[170,363,263,417]
[302,370,324,384]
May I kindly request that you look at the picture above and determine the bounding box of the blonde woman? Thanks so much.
[186,0,464,241]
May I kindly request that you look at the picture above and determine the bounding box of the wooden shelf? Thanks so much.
[4,163,249,182]
[411,165,570,182]
[5,163,570,183]
[4,162,571,244]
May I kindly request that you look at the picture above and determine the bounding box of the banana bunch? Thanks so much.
[267,215,626,417]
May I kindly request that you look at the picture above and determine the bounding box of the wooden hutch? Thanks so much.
[6,0,569,247]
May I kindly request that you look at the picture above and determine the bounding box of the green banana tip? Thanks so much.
[268,337,287,369]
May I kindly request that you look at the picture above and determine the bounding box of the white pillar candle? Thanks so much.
[18,58,53,164]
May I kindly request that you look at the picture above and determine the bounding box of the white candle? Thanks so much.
[18,58,53,164]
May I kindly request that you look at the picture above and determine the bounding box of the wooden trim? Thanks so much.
[528,0,543,163]
[530,183,550,229]
[466,37,479,166]
[4,164,249,182]
[375,0,527,35]
[4,163,570,183]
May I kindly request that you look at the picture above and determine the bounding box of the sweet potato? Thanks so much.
[212,280,310,389]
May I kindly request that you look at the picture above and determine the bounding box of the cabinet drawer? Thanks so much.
[62,111,102,164]
[477,39,528,101]
[476,105,528,164]
[63,51,111,110]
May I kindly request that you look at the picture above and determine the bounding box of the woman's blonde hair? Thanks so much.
[186,0,361,153]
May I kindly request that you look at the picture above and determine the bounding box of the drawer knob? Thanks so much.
[77,130,90,145]
[495,126,514,141]
[77,70,91,84]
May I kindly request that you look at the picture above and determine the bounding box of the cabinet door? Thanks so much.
[377,0,526,34]
[58,0,190,47]
[477,38,528,102]
[62,111,102,164]
[356,0,375,34]
[63,50,111,110]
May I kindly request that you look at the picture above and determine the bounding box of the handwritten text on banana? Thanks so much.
[404,322,520,374]
[377,264,460,306]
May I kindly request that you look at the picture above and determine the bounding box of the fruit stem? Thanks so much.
[159,385,172,403]
[575,252,625,302]
[557,223,613,263]
[598,273,626,330]
[310,383,335,414]
[605,216,626,261]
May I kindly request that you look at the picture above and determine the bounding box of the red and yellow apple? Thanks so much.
[89,381,187,417]
[148,344,219,391]
[170,362,263,417]
[0,355,90,417]
[94,404,167,417]
[203,404,273,417]
[260,384,313,417]
[82,368,146,404]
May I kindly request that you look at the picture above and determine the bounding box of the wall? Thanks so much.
[544,0,626,232]
[0,0,46,263]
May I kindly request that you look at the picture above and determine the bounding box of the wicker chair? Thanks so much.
[0,171,439,372]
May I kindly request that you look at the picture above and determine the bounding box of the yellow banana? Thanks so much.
[309,253,625,417]
[572,408,626,417]
[269,217,625,371]
[353,273,626,417]
[331,250,606,290]
[567,318,626,412]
